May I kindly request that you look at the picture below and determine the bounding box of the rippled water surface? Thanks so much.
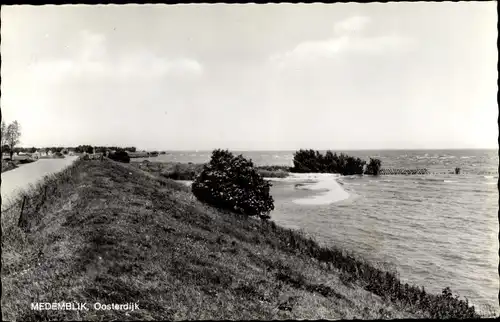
[150,149,498,311]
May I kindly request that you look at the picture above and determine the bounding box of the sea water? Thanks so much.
[146,149,498,311]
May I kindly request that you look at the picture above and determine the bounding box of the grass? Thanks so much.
[133,161,204,180]
[255,165,291,178]
[128,152,151,158]
[133,161,290,180]
[256,165,292,172]
[1,159,37,173]
[256,169,289,178]
[2,160,19,173]
[1,158,484,320]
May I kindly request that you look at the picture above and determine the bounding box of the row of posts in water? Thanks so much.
[378,168,497,175]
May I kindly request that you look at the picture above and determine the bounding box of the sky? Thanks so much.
[1,3,498,151]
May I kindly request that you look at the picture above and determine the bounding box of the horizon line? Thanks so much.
[13,146,499,152]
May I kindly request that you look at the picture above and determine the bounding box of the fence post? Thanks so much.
[20,196,26,217]
[18,196,27,228]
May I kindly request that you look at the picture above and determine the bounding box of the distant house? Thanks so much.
[32,151,42,159]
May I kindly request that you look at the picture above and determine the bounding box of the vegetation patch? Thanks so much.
[1,160,19,173]
[108,150,130,163]
[292,149,374,175]
[191,149,275,220]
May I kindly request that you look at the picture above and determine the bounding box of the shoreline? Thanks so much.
[266,173,352,205]
[175,173,353,206]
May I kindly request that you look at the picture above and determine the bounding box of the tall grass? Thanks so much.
[255,221,480,319]
[133,162,291,180]
[257,169,289,178]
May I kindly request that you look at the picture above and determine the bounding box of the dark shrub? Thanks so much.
[162,170,196,180]
[343,156,365,175]
[291,150,368,175]
[323,151,338,173]
[18,159,35,164]
[108,151,130,163]
[191,149,274,220]
[292,149,322,173]
[365,158,382,176]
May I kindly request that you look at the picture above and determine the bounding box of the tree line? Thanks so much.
[0,143,139,156]
[291,149,382,175]
[74,146,138,154]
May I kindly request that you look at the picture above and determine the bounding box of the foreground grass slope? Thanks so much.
[2,159,478,320]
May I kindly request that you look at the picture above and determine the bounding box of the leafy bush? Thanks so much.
[291,149,368,175]
[191,149,274,220]
[18,159,35,164]
[75,145,94,154]
[343,156,366,175]
[365,158,382,175]
[292,149,323,173]
[108,150,130,163]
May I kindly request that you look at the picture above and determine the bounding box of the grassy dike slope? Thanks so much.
[2,159,477,320]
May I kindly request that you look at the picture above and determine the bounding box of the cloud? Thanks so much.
[29,30,203,82]
[113,51,203,78]
[270,34,416,66]
[334,16,371,34]
[270,31,417,67]
[269,15,417,67]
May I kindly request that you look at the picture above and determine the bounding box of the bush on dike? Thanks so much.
[191,149,274,220]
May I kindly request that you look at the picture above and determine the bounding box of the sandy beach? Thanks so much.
[266,173,351,205]
[177,173,351,206]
